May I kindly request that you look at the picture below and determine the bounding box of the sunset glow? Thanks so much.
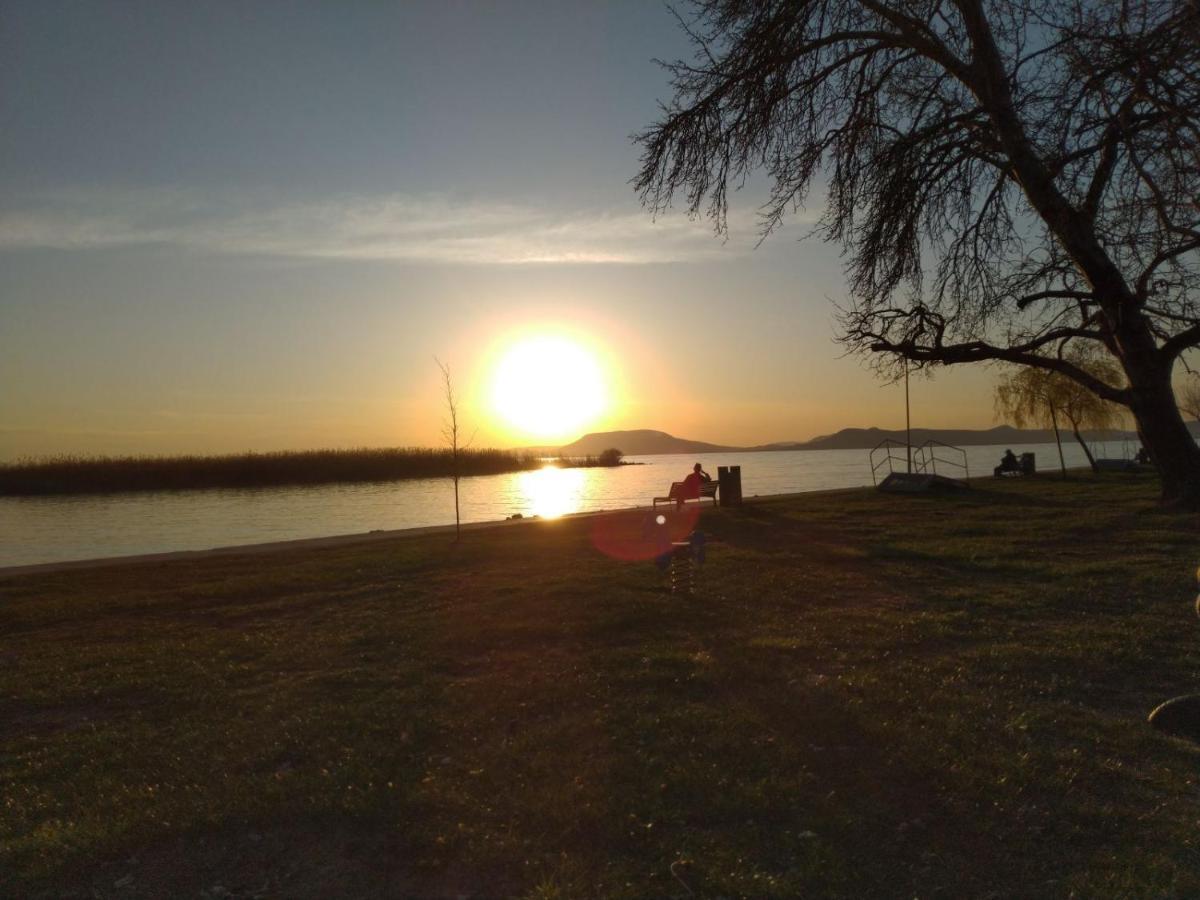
[489,335,609,442]
[0,3,1032,464]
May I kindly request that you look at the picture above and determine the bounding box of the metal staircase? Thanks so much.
[870,439,969,492]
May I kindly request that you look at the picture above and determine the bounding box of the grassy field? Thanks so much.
[0,447,625,496]
[3,472,1200,897]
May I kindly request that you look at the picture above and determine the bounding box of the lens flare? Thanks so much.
[590,506,700,561]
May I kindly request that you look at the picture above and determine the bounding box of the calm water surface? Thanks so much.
[0,442,1130,567]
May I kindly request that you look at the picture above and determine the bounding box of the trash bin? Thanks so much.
[717,465,743,506]
[1020,452,1036,475]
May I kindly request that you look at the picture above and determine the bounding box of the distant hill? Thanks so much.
[543,423,1200,457]
[782,422,1200,451]
[556,429,735,457]
[760,425,1138,452]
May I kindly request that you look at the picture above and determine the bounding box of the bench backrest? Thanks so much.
[669,479,718,498]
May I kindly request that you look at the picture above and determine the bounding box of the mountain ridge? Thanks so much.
[547,424,1199,457]
[555,429,738,456]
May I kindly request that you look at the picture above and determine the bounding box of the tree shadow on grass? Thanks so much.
[35,813,515,900]
[583,637,1038,897]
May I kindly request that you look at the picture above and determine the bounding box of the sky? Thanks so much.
[0,0,1013,460]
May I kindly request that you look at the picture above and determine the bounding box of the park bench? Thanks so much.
[654,479,719,507]
[993,452,1036,478]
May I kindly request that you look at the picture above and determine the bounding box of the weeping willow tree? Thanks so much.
[994,351,1124,475]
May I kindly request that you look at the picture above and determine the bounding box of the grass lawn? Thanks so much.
[3,472,1200,898]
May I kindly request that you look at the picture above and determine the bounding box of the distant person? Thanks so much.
[679,462,712,508]
[994,448,1019,478]
[1136,446,1151,465]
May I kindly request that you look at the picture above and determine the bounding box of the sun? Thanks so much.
[489,335,609,442]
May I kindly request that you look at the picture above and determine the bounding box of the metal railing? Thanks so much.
[871,439,970,486]
[869,439,916,486]
[914,440,969,481]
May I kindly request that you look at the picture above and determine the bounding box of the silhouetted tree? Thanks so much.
[436,358,467,540]
[636,0,1200,504]
[599,447,624,466]
[995,349,1124,474]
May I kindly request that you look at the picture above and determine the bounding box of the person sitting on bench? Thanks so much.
[994,448,1020,477]
[678,463,712,508]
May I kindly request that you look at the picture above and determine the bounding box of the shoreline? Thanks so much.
[1,463,1116,577]
[0,485,881,578]
[0,512,562,578]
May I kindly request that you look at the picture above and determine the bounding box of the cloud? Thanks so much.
[0,189,769,265]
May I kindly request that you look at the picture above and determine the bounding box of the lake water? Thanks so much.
[0,441,1136,568]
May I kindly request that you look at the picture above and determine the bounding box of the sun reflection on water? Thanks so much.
[518,465,588,519]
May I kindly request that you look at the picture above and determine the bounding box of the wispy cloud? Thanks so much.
[0,189,770,265]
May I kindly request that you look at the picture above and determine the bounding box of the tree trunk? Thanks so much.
[1049,404,1067,478]
[1070,425,1098,473]
[453,473,460,540]
[1122,357,1200,506]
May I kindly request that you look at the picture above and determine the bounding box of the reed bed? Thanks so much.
[0,447,622,495]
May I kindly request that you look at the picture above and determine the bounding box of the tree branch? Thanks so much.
[1160,323,1200,362]
[872,334,1128,403]
[1016,289,1097,310]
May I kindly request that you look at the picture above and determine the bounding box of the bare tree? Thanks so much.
[635,0,1200,504]
[995,349,1124,474]
[436,357,467,540]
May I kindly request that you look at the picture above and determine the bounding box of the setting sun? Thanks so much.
[489,335,609,442]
